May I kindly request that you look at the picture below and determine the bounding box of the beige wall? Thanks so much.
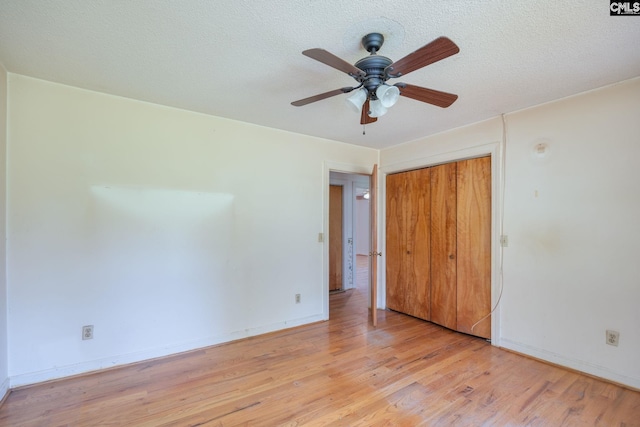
[6,74,377,385]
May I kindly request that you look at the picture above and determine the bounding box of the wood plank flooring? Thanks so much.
[1,281,639,426]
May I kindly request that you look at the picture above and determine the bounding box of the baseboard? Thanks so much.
[10,314,324,388]
[500,338,640,390]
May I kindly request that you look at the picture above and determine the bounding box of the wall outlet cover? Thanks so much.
[82,325,94,340]
[606,329,619,347]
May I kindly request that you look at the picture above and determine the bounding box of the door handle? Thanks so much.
[369,251,382,257]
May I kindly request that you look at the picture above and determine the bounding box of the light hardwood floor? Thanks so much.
[1,280,639,426]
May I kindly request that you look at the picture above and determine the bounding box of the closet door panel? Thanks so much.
[430,162,457,330]
[404,168,431,320]
[456,156,492,339]
[385,172,407,313]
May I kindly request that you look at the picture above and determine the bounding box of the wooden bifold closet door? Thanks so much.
[430,162,457,331]
[385,156,491,339]
[386,168,431,320]
[456,157,492,338]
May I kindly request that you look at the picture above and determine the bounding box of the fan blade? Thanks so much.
[386,37,459,78]
[396,83,458,108]
[303,49,365,78]
[291,87,354,107]
[360,99,377,124]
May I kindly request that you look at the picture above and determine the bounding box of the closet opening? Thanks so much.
[385,156,492,339]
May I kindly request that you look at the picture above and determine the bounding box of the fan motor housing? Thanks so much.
[355,55,392,93]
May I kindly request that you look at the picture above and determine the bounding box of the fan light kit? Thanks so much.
[292,32,460,125]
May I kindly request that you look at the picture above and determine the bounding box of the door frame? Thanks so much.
[323,161,379,321]
[379,141,504,345]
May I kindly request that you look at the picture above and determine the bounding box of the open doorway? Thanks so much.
[328,172,370,300]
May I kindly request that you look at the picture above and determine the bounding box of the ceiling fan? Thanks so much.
[291,33,460,125]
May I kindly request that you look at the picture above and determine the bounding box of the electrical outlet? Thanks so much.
[606,330,619,347]
[500,235,509,247]
[295,294,301,304]
[82,325,94,340]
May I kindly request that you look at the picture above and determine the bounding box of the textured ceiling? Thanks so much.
[1,1,639,149]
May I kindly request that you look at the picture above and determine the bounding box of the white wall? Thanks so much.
[0,63,8,398]
[380,77,640,389]
[500,78,640,389]
[6,71,639,390]
[6,74,377,386]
